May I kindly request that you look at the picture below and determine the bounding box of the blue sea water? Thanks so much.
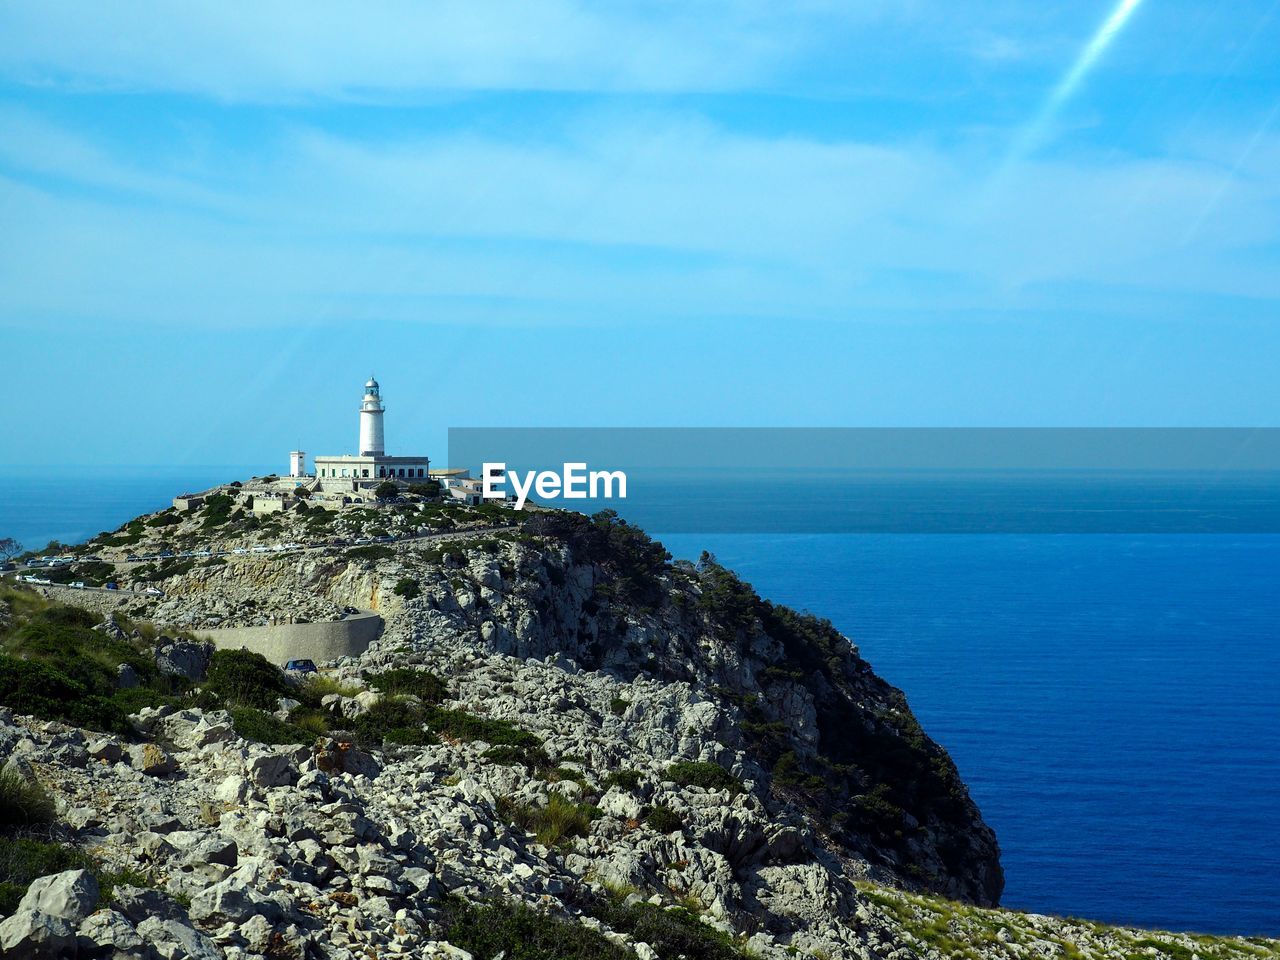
[1,468,1277,936]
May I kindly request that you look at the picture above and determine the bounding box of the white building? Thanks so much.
[314,377,430,488]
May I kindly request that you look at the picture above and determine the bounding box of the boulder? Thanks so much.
[246,753,297,788]
[0,909,77,958]
[129,743,176,777]
[312,738,380,779]
[18,869,99,923]
[112,885,189,926]
[154,640,212,682]
[116,663,141,689]
[188,875,279,925]
[77,909,147,957]
[136,916,221,960]
[87,737,123,763]
[214,774,251,805]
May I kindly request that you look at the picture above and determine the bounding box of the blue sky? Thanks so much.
[1,1,1279,466]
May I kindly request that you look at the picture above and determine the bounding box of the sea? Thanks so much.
[1,466,1277,937]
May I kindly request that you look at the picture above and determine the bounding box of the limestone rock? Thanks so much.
[129,743,176,776]
[18,869,99,923]
[0,909,77,958]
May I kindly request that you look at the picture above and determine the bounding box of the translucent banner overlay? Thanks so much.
[447,428,1280,533]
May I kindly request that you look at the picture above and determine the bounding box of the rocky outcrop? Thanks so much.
[3,503,1273,960]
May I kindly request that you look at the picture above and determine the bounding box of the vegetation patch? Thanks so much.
[392,578,420,600]
[438,897,630,960]
[228,707,311,746]
[592,894,744,960]
[602,768,641,791]
[666,761,743,795]
[200,494,235,529]
[351,697,439,749]
[345,545,394,562]
[424,706,541,751]
[0,769,55,829]
[366,668,446,704]
[644,804,683,834]
[203,648,291,711]
[497,793,600,847]
[0,837,153,917]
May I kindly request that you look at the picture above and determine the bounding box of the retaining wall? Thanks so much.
[191,613,383,665]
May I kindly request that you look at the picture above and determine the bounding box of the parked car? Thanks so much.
[70,581,86,589]
[105,582,119,590]
[284,659,318,675]
[143,587,164,596]
[125,555,141,562]
[341,605,360,616]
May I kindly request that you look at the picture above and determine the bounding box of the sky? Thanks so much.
[1,0,1279,466]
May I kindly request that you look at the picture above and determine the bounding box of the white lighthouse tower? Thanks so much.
[358,376,385,456]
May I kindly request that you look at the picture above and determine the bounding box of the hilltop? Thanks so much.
[0,488,1276,960]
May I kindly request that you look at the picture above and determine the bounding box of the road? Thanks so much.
[3,523,514,594]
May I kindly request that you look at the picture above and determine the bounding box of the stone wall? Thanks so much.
[191,612,383,666]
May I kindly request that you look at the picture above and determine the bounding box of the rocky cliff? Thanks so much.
[0,497,1274,960]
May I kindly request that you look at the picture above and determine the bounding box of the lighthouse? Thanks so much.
[358,376,385,456]
[314,376,429,486]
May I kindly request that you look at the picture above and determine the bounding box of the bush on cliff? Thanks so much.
[592,894,743,960]
[366,668,446,704]
[229,707,312,746]
[666,761,743,795]
[392,578,420,600]
[438,898,630,960]
[0,768,55,829]
[351,697,438,749]
[523,509,671,609]
[497,793,599,847]
[203,648,290,711]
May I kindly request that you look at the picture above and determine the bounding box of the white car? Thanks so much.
[143,587,164,596]
[233,547,249,555]
[70,581,86,589]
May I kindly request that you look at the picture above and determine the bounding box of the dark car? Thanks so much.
[284,659,318,674]
[341,605,360,616]
[104,582,118,590]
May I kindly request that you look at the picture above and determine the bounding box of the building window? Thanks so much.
[362,469,369,478]
[379,467,385,477]
[417,468,424,477]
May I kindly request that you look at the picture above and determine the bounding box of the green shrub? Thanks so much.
[0,654,128,734]
[351,696,437,749]
[439,898,630,960]
[286,707,331,737]
[345,545,394,562]
[483,743,552,770]
[200,494,235,529]
[425,706,541,750]
[645,805,683,834]
[229,707,312,746]
[609,697,629,716]
[366,668,446,704]
[666,761,742,795]
[498,793,599,847]
[0,768,55,828]
[392,578,420,600]
[592,896,743,960]
[602,769,641,791]
[204,649,289,710]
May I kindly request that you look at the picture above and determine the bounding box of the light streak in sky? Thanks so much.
[995,0,1147,177]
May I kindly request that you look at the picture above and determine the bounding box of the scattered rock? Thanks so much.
[18,869,99,923]
[129,742,176,776]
